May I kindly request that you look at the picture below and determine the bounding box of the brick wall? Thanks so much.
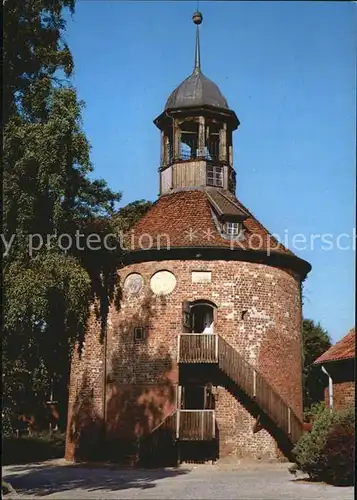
[66,258,303,461]
[65,311,105,461]
[324,381,355,411]
[320,358,355,412]
[215,387,277,459]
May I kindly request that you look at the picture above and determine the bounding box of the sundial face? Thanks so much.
[123,273,144,296]
[150,270,177,296]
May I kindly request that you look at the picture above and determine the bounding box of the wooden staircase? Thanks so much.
[139,333,303,466]
[138,410,178,467]
[178,333,303,445]
[138,409,216,466]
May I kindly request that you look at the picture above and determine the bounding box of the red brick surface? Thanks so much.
[66,258,303,461]
[324,381,355,411]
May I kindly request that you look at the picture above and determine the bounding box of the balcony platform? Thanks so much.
[177,410,216,441]
[178,333,218,363]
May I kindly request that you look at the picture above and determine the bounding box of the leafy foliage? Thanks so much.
[3,432,66,466]
[321,419,355,486]
[302,319,331,410]
[2,0,153,428]
[303,401,326,423]
[3,0,75,123]
[290,405,355,485]
[112,200,153,233]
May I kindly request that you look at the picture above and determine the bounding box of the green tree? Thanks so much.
[302,319,332,411]
[3,0,75,124]
[290,405,354,485]
[2,0,121,423]
[2,0,153,427]
[113,200,153,233]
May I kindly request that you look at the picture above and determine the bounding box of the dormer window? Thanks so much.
[207,165,223,187]
[224,221,241,236]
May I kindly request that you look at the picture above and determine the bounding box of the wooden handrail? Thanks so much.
[178,410,215,441]
[217,335,303,443]
[138,409,177,465]
[178,333,218,363]
[177,333,303,443]
[142,409,215,444]
[150,409,177,434]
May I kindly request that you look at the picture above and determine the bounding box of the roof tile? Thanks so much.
[129,190,294,256]
[314,327,355,364]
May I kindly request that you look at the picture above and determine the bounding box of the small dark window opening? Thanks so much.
[134,327,145,341]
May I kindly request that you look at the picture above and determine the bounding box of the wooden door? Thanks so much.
[182,301,191,332]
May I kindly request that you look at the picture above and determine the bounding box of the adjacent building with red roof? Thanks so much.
[314,327,355,410]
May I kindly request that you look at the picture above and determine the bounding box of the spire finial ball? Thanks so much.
[192,11,203,25]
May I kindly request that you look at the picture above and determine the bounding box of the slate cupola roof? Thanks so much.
[165,11,229,112]
[165,71,229,111]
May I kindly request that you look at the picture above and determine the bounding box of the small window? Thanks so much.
[224,222,241,236]
[207,165,223,187]
[134,327,145,341]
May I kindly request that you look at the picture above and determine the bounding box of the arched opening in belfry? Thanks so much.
[180,120,198,160]
[166,129,173,164]
[206,122,220,162]
[180,141,192,160]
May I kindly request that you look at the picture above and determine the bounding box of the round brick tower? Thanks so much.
[65,11,311,464]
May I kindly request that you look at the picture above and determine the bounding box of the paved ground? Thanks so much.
[3,460,354,500]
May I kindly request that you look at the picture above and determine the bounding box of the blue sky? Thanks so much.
[65,1,356,343]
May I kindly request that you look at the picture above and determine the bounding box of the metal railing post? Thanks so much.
[215,335,219,362]
[176,410,180,439]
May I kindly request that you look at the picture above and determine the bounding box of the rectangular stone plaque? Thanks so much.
[192,271,212,284]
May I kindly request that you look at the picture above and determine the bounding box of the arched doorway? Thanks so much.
[191,303,214,333]
[182,299,216,333]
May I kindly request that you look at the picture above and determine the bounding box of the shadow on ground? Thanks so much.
[3,462,188,496]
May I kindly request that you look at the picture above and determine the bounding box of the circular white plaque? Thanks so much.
[150,270,176,296]
[123,273,144,295]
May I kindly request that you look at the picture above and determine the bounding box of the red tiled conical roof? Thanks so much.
[129,190,293,256]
